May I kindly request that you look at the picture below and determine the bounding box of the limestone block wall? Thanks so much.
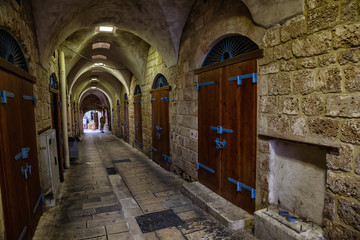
[256,1,360,238]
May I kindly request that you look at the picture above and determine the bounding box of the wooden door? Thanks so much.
[116,106,121,137]
[123,101,129,143]
[0,70,31,240]
[20,80,42,234]
[94,112,99,129]
[134,95,143,150]
[197,68,223,194]
[198,58,257,213]
[50,91,64,182]
[151,87,170,170]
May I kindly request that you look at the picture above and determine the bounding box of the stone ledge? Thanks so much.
[181,181,254,231]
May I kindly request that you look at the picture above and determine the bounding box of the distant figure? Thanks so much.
[83,117,88,129]
[100,116,105,133]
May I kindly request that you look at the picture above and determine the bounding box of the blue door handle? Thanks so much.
[156,132,161,140]
[26,163,32,175]
[215,138,226,150]
[21,166,28,180]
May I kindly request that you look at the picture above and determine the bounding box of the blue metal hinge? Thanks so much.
[51,101,54,107]
[33,194,44,214]
[210,126,233,134]
[197,163,215,173]
[18,226,27,240]
[162,154,171,163]
[136,123,139,127]
[139,142,143,147]
[161,97,169,102]
[23,95,37,106]
[133,101,136,104]
[197,81,215,91]
[59,102,61,107]
[228,177,256,199]
[215,138,226,150]
[15,148,30,160]
[138,101,142,104]
[228,73,257,85]
[151,147,158,152]
[151,98,156,103]
[0,90,15,103]
[155,126,162,131]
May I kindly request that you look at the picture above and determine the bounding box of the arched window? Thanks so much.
[152,74,169,89]
[202,35,259,66]
[134,85,141,95]
[0,29,28,72]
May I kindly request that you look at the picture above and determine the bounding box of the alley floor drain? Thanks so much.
[135,209,184,233]
[106,167,118,175]
[113,159,131,163]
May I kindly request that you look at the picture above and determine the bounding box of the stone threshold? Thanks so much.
[181,181,254,231]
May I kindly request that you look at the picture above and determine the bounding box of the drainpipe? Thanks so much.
[59,50,70,169]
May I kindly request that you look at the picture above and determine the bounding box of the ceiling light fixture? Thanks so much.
[99,26,114,32]
[91,86,96,89]
[94,63,104,67]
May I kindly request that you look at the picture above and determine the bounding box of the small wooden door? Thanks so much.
[94,112,99,129]
[123,101,129,143]
[116,106,121,137]
[151,87,170,170]
[197,58,257,213]
[134,95,143,150]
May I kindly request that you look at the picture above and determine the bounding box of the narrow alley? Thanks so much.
[33,132,256,240]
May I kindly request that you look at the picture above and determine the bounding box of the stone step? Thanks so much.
[181,181,254,231]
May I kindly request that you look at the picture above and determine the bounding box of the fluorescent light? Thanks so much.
[92,42,110,49]
[90,78,98,81]
[99,26,114,32]
[91,86,96,89]
[94,63,104,67]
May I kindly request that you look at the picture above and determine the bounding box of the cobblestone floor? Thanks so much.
[33,131,257,240]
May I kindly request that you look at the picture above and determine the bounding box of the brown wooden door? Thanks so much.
[124,101,129,143]
[50,92,64,182]
[20,80,43,234]
[0,70,31,240]
[134,95,143,150]
[151,87,170,170]
[116,106,121,137]
[198,59,257,213]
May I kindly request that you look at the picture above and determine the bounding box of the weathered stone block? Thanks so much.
[334,23,360,49]
[317,67,342,93]
[308,118,339,138]
[341,120,360,145]
[341,0,357,22]
[308,4,339,32]
[324,218,360,240]
[281,15,307,42]
[338,198,360,231]
[307,0,327,10]
[268,73,291,95]
[259,62,279,74]
[326,144,353,172]
[344,65,360,92]
[338,48,360,65]
[297,57,317,69]
[259,47,274,66]
[292,31,332,57]
[278,96,299,115]
[326,95,360,117]
[274,42,292,60]
[323,192,335,221]
[258,152,270,172]
[258,140,270,153]
[356,154,360,175]
[302,95,324,116]
[292,116,307,136]
[258,74,268,96]
[280,59,296,72]
[318,53,337,67]
[260,96,276,113]
[262,25,280,47]
[293,70,315,95]
[268,115,291,135]
[327,171,360,201]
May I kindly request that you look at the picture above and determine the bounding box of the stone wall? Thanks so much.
[257,0,360,238]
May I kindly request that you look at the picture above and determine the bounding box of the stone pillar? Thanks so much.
[59,51,70,169]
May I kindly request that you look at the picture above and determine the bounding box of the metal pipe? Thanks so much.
[59,51,70,168]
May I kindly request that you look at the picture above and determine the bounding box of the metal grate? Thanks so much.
[134,85,142,95]
[202,35,259,67]
[152,74,169,89]
[0,30,28,72]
